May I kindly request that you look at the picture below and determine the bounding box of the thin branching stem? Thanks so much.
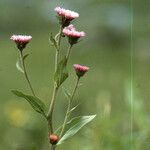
[59,77,80,137]
[48,84,58,133]
[55,26,63,71]
[66,44,73,61]
[20,51,36,96]
[57,26,63,50]
[47,25,63,135]
[55,51,59,72]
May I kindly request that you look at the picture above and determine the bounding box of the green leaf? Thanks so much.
[50,33,57,48]
[54,106,80,134]
[57,115,96,145]
[54,57,68,87]
[11,90,47,117]
[16,58,24,73]
[68,104,79,114]
[16,54,29,73]
[62,87,71,100]
[23,54,29,60]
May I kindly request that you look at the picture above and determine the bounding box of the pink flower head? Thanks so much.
[63,25,85,45]
[54,7,79,27]
[63,24,85,38]
[73,64,89,77]
[55,7,79,20]
[10,35,32,51]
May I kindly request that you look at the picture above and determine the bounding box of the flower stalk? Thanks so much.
[66,44,73,61]
[55,25,63,71]
[47,85,58,133]
[59,77,80,137]
[47,25,63,134]
[20,51,36,96]
[57,26,63,51]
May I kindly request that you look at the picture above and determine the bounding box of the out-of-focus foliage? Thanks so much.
[0,0,150,150]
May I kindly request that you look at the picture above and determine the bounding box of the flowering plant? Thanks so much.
[10,6,96,150]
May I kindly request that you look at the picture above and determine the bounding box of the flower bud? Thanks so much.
[73,64,89,77]
[63,25,85,45]
[55,7,79,27]
[49,134,59,145]
[10,35,32,51]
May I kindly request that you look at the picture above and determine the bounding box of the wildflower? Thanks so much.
[55,7,79,27]
[73,64,89,78]
[10,35,32,51]
[63,24,85,45]
[49,134,59,145]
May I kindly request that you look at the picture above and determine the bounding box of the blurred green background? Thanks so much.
[0,0,150,149]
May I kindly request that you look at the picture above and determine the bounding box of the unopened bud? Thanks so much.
[73,64,89,77]
[49,134,59,145]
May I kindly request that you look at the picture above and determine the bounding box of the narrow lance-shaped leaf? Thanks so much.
[11,90,47,118]
[54,57,68,87]
[62,87,71,100]
[16,54,29,73]
[54,112,82,134]
[57,115,96,145]
[16,59,24,73]
[23,54,29,60]
[50,33,57,48]
[68,104,79,115]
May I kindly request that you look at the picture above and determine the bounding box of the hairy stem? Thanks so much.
[20,51,35,96]
[59,77,80,137]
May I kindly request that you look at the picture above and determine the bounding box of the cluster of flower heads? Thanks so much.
[55,7,85,45]
[54,7,88,76]
[10,7,89,78]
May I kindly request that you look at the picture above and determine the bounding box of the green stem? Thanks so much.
[57,26,63,50]
[47,25,63,134]
[55,26,63,71]
[55,51,58,72]
[20,51,35,96]
[59,77,80,137]
[66,44,73,61]
[51,144,56,150]
[47,85,58,133]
